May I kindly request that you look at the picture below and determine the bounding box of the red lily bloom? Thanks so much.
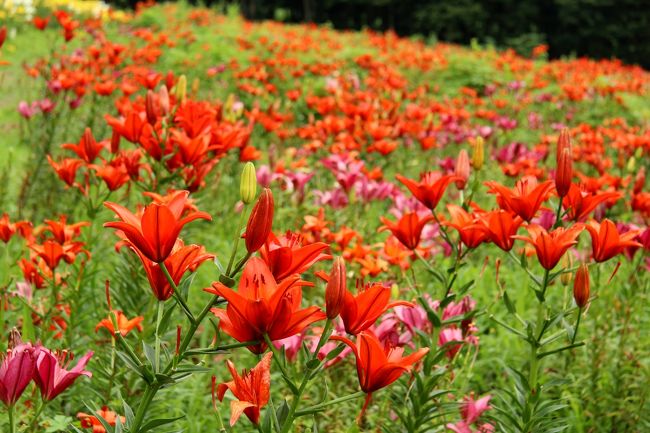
[95,311,144,337]
[395,172,458,210]
[91,163,130,192]
[259,231,331,281]
[331,331,428,394]
[379,212,433,250]
[477,210,523,252]
[443,205,489,249]
[562,184,622,222]
[47,156,83,187]
[132,241,214,301]
[19,258,47,289]
[41,216,89,244]
[585,219,642,263]
[217,352,272,426]
[33,348,93,401]
[207,258,325,354]
[61,128,106,163]
[513,224,584,270]
[485,176,554,222]
[105,111,148,144]
[0,343,38,406]
[29,240,80,270]
[104,190,211,263]
[340,281,413,335]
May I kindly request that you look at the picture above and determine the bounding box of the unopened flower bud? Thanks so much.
[555,128,572,197]
[573,264,590,308]
[245,188,274,253]
[240,162,257,204]
[455,149,470,189]
[471,137,484,170]
[559,253,573,286]
[110,129,120,153]
[191,78,200,97]
[159,85,170,116]
[145,90,157,125]
[175,75,187,104]
[633,167,645,194]
[325,257,346,319]
[627,156,636,173]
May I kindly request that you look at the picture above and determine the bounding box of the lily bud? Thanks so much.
[145,90,157,125]
[191,78,200,97]
[633,167,645,194]
[159,85,170,116]
[626,156,636,173]
[175,74,187,104]
[454,149,470,189]
[240,162,257,204]
[245,188,274,253]
[573,264,590,308]
[559,253,573,286]
[471,137,484,170]
[555,128,572,197]
[110,129,120,153]
[325,257,346,319]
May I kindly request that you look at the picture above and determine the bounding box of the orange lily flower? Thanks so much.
[331,331,428,394]
[562,184,622,222]
[477,210,523,252]
[95,311,144,337]
[379,212,433,250]
[443,204,489,249]
[395,173,458,210]
[217,352,272,426]
[341,281,413,335]
[78,407,125,433]
[584,219,642,262]
[104,190,211,263]
[513,224,584,270]
[259,231,331,281]
[207,258,325,353]
[485,176,554,221]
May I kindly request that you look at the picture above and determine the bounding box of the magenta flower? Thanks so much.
[18,101,37,119]
[0,343,38,406]
[33,348,93,401]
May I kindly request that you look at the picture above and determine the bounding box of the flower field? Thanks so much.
[1,3,649,432]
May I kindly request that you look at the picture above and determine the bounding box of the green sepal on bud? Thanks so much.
[240,162,257,204]
[175,75,187,104]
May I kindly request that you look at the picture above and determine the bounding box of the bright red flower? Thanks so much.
[104,190,211,263]
[61,128,106,163]
[331,331,428,393]
[91,163,130,191]
[217,352,272,426]
[340,281,413,335]
[485,176,554,222]
[379,212,433,250]
[41,216,89,244]
[0,343,38,406]
[244,188,274,253]
[47,156,83,187]
[207,258,325,354]
[132,241,214,301]
[95,311,144,337]
[477,210,523,252]
[443,205,489,249]
[514,224,584,270]
[455,150,471,190]
[395,172,458,210]
[584,219,642,263]
[562,184,622,222]
[32,16,50,31]
[573,264,590,308]
[259,231,331,281]
[326,256,346,319]
[29,240,80,270]
[555,129,572,197]
[33,348,93,401]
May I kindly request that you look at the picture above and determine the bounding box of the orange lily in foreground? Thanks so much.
[396,172,458,210]
[477,210,523,252]
[207,258,325,353]
[331,331,428,413]
[485,176,554,222]
[443,204,489,249]
[217,352,272,426]
[259,231,331,282]
[104,190,211,263]
[514,224,584,270]
[585,219,642,262]
[379,212,433,250]
[562,184,622,222]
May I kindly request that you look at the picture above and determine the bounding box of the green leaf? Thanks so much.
[276,399,290,426]
[139,416,185,432]
[503,290,516,314]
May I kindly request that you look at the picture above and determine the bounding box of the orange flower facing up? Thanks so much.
[217,352,272,426]
[340,281,413,335]
[245,188,274,253]
[207,258,325,353]
[95,311,144,337]
[78,407,125,433]
[260,231,331,282]
[331,331,428,394]
[132,241,215,301]
[478,210,523,252]
[395,172,458,210]
[379,212,433,250]
[562,184,622,222]
[104,190,211,263]
[485,176,554,222]
[29,240,85,271]
[514,224,584,270]
[443,205,489,249]
[585,219,642,263]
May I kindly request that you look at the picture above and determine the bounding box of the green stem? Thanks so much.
[226,205,248,276]
[131,383,160,433]
[571,307,582,345]
[295,391,366,417]
[159,261,195,323]
[8,404,15,433]
[28,399,47,432]
[155,301,164,372]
